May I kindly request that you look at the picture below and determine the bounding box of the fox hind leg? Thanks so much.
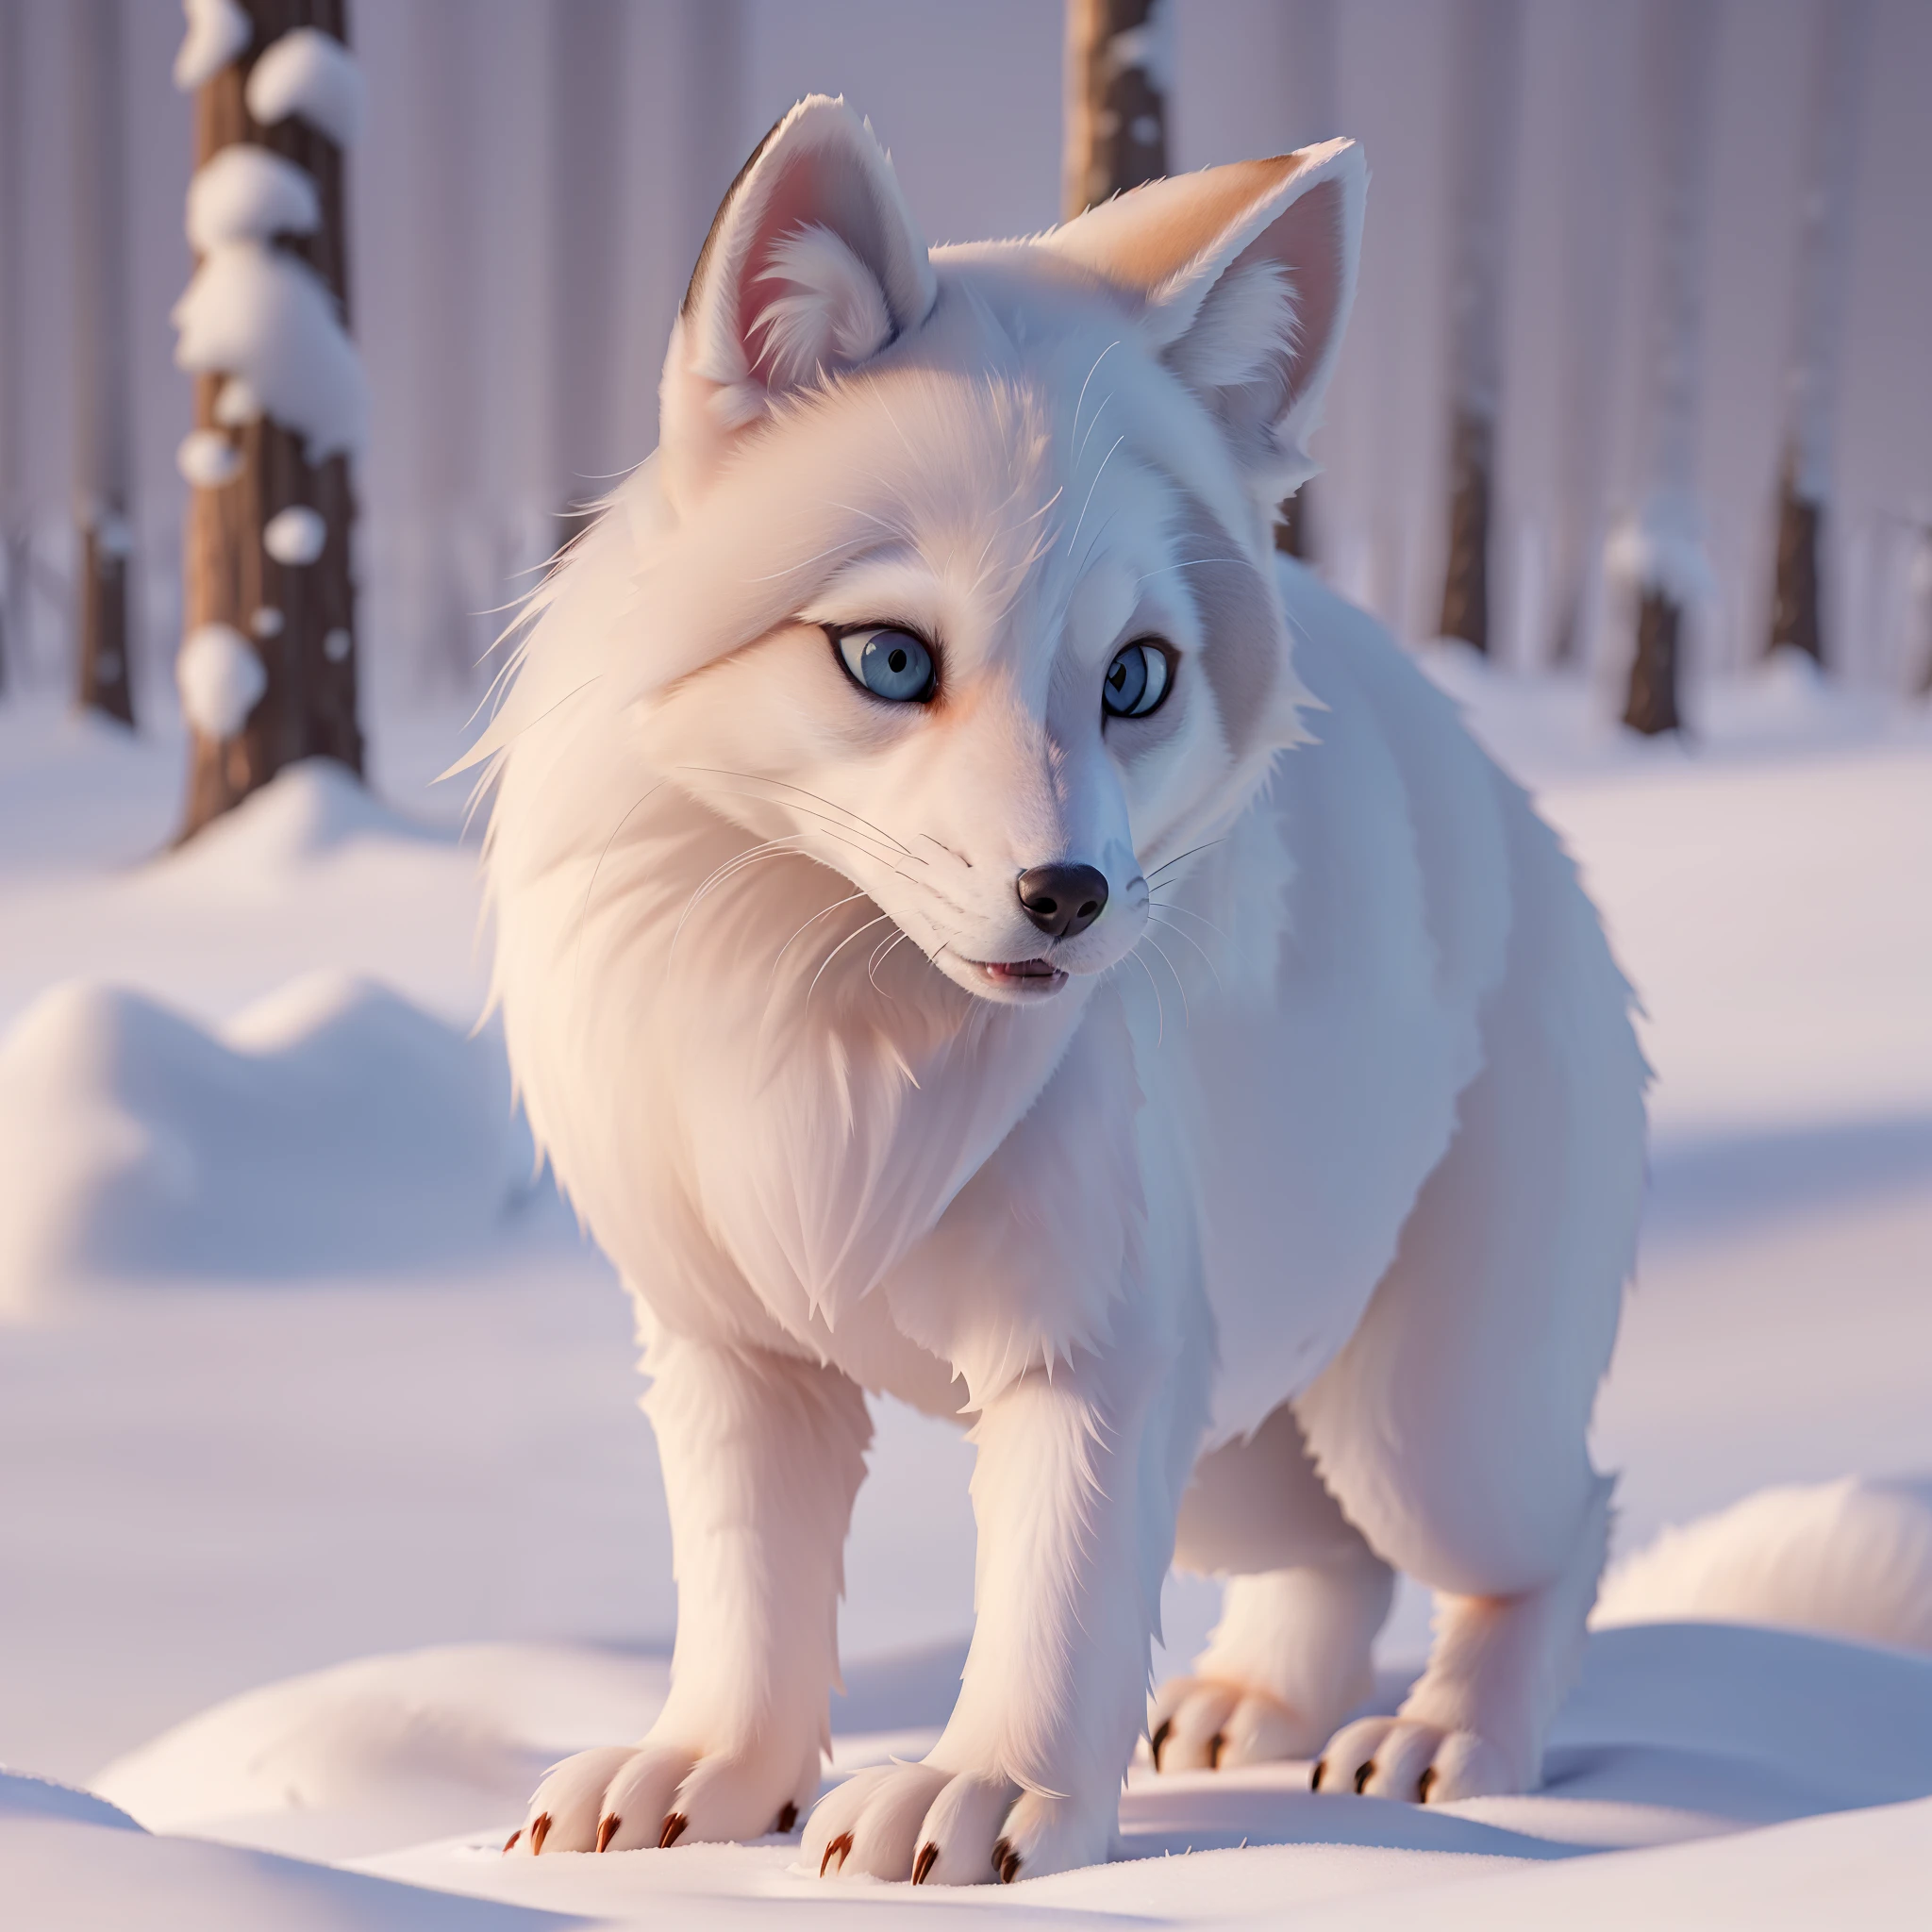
[1152,1402,1394,1772]
[1296,799,1643,1802]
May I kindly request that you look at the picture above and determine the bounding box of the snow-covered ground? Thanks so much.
[2,653,1930,1927]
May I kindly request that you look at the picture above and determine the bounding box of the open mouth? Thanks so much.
[968,957,1069,995]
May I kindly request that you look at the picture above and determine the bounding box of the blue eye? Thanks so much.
[831,625,937,704]
[1103,639,1172,718]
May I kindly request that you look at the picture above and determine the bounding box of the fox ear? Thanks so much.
[659,96,936,506]
[1047,141,1366,497]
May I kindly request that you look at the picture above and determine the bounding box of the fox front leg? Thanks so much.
[807,1334,1187,1884]
[511,1333,870,1855]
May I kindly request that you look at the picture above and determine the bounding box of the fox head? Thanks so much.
[483,98,1365,1009]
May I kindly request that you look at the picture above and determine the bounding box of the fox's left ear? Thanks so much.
[659,95,936,508]
[1047,140,1366,498]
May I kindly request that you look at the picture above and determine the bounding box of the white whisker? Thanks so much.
[806,912,897,1010]
[1140,929,1191,1026]
[1146,908,1223,995]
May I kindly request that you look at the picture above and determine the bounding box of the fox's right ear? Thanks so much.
[659,96,936,508]
[1045,141,1366,501]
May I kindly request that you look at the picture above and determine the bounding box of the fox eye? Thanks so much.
[829,625,937,705]
[1103,639,1173,719]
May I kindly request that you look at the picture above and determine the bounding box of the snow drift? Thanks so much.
[0,970,525,1314]
[88,1620,1932,1905]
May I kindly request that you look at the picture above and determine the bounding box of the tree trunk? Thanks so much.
[178,0,362,842]
[71,0,136,724]
[1438,407,1494,649]
[1765,0,1873,668]
[1767,452,1823,662]
[1620,0,1718,736]
[1436,0,1523,654]
[1274,0,1338,562]
[1274,490,1314,561]
[1063,0,1170,221]
[1622,587,1680,735]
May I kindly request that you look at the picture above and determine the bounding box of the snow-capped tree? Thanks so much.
[1614,0,1720,736]
[1063,0,1170,220]
[1435,0,1523,655]
[1767,0,1874,668]
[172,0,367,839]
[72,0,138,726]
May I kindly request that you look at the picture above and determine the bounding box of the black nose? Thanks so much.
[1016,863,1108,940]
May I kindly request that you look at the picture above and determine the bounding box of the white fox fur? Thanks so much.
[471,98,1648,1881]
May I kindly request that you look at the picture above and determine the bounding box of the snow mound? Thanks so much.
[187,144,319,254]
[95,1642,669,1860]
[0,973,521,1313]
[0,1771,142,1832]
[245,27,368,147]
[158,759,456,877]
[1597,1478,1932,1652]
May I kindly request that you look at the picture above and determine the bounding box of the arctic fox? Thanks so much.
[472,97,1647,1882]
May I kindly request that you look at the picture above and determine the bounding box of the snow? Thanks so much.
[214,373,265,425]
[245,27,369,149]
[174,242,368,460]
[176,426,243,488]
[0,971,525,1316]
[175,619,265,738]
[187,143,321,254]
[1,658,1929,1923]
[265,502,328,564]
[172,0,251,93]
[1605,491,1719,608]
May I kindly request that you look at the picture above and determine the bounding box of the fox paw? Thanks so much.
[1308,1716,1515,1804]
[1146,1674,1325,1771]
[804,1762,1110,1884]
[506,1738,814,1855]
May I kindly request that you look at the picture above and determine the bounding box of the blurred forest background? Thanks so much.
[0,0,1928,736]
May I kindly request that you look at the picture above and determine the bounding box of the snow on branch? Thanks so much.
[176,622,266,740]
[245,28,367,148]
[187,145,319,255]
[1607,491,1717,607]
[263,506,326,565]
[174,0,251,92]
[175,429,242,488]
[173,243,367,460]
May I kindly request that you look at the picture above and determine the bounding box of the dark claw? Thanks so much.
[658,1812,689,1849]
[775,1801,798,1834]
[820,1830,853,1876]
[1354,1760,1376,1794]
[1149,1716,1173,1770]
[912,1841,939,1885]
[595,1813,620,1853]
[1208,1730,1225,1770]
[502,1828,522,1854]
[1309,1757,1326,1791]
[1418,1766,1438,1805]
[528,1811,552,1855]
[993,1836,1022,1884]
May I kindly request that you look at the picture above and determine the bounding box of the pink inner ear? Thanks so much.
[1236,177,1346,409]
[733,149,896,384]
